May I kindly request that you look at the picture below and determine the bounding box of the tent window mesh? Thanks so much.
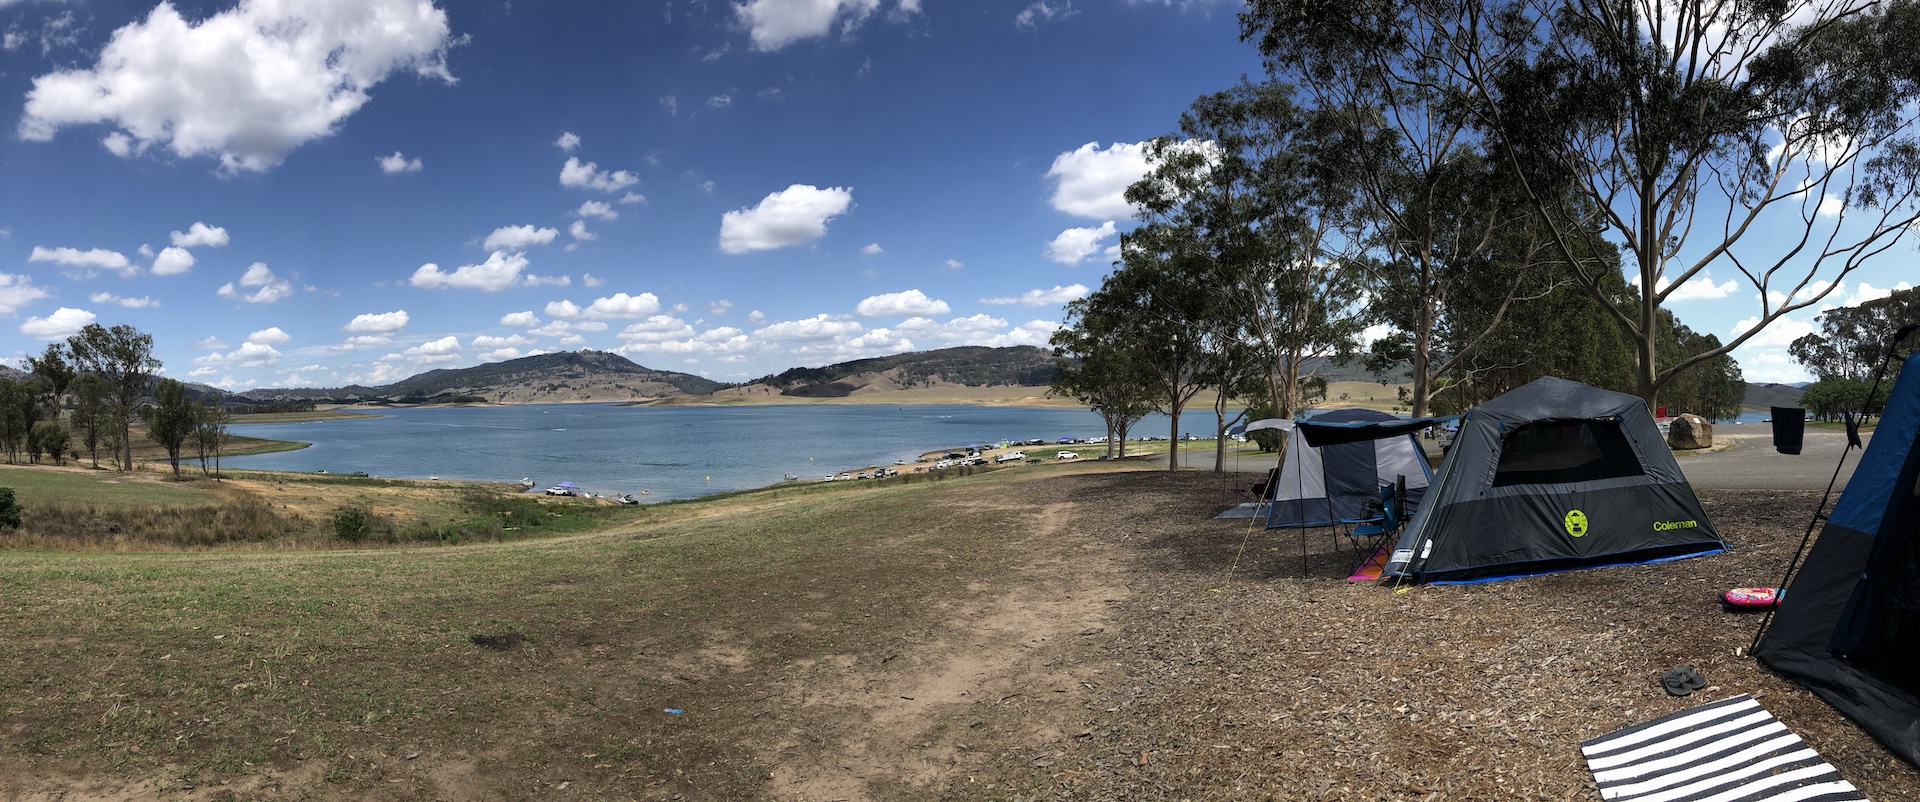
[1491,419,1646,487]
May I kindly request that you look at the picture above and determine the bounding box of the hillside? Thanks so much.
[1744,381,1806,410]
[236,350,726,405]
[710,346,1059,399]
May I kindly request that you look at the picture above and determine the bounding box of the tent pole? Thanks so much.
[1751,323,1919,654]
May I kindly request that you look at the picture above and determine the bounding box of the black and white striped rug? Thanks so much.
[1580,694,1867,801]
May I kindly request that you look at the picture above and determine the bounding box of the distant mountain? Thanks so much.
[235,350,726,405]
[1744,382,1805,410]
[713,346,1058,399]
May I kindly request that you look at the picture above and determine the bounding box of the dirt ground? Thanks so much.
[6,467,1919,801]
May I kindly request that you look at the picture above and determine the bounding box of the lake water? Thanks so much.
[224,404,1131,502]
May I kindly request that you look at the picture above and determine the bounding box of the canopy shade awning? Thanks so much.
[1295,416,1456,448]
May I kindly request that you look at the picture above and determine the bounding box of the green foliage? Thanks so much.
[332,507,373,542]
[143,378,196,477]
[0,487,20,529]
[1800,377,1894,421]
[29,421,68,466]
[66,323,160,472]
[69,373,110,469]
[0,378,42,464]
[1790,286,1920,383]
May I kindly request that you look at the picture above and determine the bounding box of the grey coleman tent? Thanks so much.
[1264,408,1435,529]
[1756,347,1920,768]
[1382,376,1725,583]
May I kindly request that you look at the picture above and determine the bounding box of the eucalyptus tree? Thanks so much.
[25,343,75,419]
[145,378,196,477]
[69,372,109,469]
[1243,0,1920,410]
[1790,286,1920,382]
[1125,79,1370,428]
[194,393,230,478]
[66,323,160,472]
[1050,304,1158,459]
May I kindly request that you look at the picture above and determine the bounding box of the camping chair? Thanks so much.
[1341,478,1407,559]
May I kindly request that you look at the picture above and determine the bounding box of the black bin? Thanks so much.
[1772,406,1805,455]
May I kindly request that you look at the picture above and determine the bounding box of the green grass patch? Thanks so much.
[0,466,220,508]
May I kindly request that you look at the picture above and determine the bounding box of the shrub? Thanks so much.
[332,506,373,542]
[0,488,19,529]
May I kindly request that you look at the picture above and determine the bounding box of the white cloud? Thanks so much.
[333,335,392,351]
[943,258,964,270]
[856,289,951,317]
[709,299,734,316]
[29,246,134,276]
[1731,314,1817,350]
[18,0,458,173]
[660,94,678,116]
[344,310,410,334]
[406,335,461,357]
[195,340,281,369]
[555,131,581,151]
[217,262,293,304]
[193,336,230,350]
[754,314,864,341]
[378,151,423,173]
[582,274,607,288]
[247,326,291,345]
[559,156,639,192]
[617,315,698,343]
[472,334,535,348]
[1047,221,1119,264]
[735,0,901,51]
[708,94,733,109]
[151,246,195,276]
[981,283,1090,307]
[860,243,883,255]
[89,292,159,308]
[1015,0,1078,31]
[20,307,97,340]
[1841,281,1914,306]
[499,310,540,327]
[1046,141,1150,219]
[0,274,50,314]
[569,220,597,242]
[170,222,229,248]
[748,310,767,324]
[546,292,662,320]
[719,184,854,253]
[482,224,558,251]
[615,325,761,357]
[619,192,647,205]
[576,200,618,221]
[409,250,531,291]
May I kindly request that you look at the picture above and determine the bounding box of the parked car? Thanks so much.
[1057,451,1079,459]
[543,486,576,496]
[995,451,1026,463]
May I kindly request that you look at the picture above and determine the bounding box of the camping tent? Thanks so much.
[1265,408,1435,529]
[1756,349,1920,768]
[1382,376,1726,583]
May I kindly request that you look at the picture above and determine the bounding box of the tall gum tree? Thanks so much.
[1244,0,1920,409]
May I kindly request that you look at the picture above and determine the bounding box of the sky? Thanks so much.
[0,0,1910,393]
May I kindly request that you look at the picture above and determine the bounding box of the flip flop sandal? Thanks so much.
[1661,665,1706,696]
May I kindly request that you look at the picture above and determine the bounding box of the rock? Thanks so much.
[1669,413,1713,449]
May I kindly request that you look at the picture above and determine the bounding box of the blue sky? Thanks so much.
[0,0,1910,392]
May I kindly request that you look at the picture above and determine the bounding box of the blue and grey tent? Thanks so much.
[1756,347,1920,769]
[1382,376,1726,583]
[1264,408,1436,529]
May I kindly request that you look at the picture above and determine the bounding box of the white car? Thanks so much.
[1057,451,1079,459]
[995,451,1026,463]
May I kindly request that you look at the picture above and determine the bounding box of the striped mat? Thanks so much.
[1580,694,1867,802]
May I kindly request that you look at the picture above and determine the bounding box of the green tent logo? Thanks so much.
[1564,509,1589,537]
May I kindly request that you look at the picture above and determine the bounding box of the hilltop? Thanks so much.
[235,350,725,405]
[689,345,1060,401]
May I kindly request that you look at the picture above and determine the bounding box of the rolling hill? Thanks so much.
[706,346,1059,399]
[234,350,726,405]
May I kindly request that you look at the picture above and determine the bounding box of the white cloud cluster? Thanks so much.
[545,292,662,320]
[152,246,195,275]
[0,273,49,315]
[482,224,558,251]
[1047,221,1119,264]
[856,289,950,317]
[20,307,96,340]
[735,0,918,51]
[555,131,581,151]
[195,340,282,370]
[1631,269,1737,302]
[18,0,459,173]
[171,222,230,248]
[378,151,423,173]
[719,184,854,253]
[217,263,293,304]
[89,292,159,308]
[1046,141,1150,219]
[981,284,1090,307]
[499,311,541,327]
[1015,0,1078,31]
[29,246,134,276]
[860,243,883,255]
[576,200,618,221]
[248,326,291,344]
[560,157,639,192]
[410,251,534,291]
[345,310,410,334]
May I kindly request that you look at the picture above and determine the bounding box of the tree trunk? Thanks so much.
[1166,399,1182,472]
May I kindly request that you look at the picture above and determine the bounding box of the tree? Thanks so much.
[1051,284,1162,460]
[144,378,196,477]
[66,323,160,472]
[25,343,74,419]
[193,395,230,478]
[69,373,109,469]
[1243,0,1920,409]
[30,421,68,466]
[1790,286,1920,382]
[0,379,40,464]
[1095,236,1225,471]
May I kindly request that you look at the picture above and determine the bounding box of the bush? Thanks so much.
[0,488,19,529]
[332,506,373,542]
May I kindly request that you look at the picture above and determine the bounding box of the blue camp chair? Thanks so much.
[1341,484,1404,558]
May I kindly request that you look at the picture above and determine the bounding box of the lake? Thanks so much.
[224,404,1134,502]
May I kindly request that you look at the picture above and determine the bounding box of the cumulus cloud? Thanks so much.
[719,184,854,253]
[1631,269,1738,302]
[18,0,458,173]
[618,192,646,205]
[736,0,909,51]
[29,246,134,276]
[1015,0,1078,31]
[1047,221,1119,264]
[217,262,293,304]
[193,336,230,350]
[576,200,618,221]
[247,326,291,344]
[20,307,97,340]
[89,292,159,308]
[0,273,51,314]
[409,250,531,291]
[856,289,951,317]
[196,340,282,369]
[472,334,535,348]
[406,335,461,358]
[1046,141,1150,219]
[560,157,639,192]
[861,243,883,255]
[500,310,540,327]
[482,224,558,251]
[344,310,409,334]
[545,292,661,320]
[708,299,734,316]
[981,284,1090,307]
[754,314,864,341]
[378,151,423,173]
[171,222,230,248]
[555,131,580,151]
[616,315,698,343]
[582,274,606,288]
[615,325,760,357]
[568,220,597,242]
[150,246,195,276]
